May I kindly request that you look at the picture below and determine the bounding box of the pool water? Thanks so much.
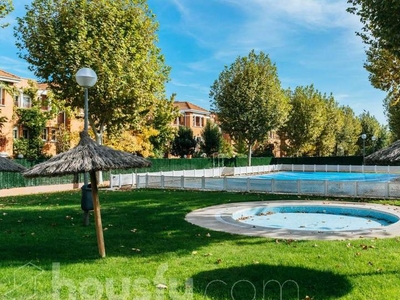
[233,205,399,231]
[253,171,399,182]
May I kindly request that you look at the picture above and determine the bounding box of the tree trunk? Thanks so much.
[247,143,252,166]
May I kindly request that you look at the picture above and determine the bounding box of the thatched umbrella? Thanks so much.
[23,131,151,257]
[365,140,400,166]
[0,156,27,172]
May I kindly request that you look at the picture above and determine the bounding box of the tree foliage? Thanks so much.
[104,128,158,158]
[358,111,390,155]
[335,106,362,155]
[210,50,290,165]
[347,0,400,59]
[347,1,400,129]
[148,94,180,158]
[279,86,328,156]
[0,109,6,133]
[15,0,171,145]
[384,94,400,141]
[171,126,197,158]
[200,120,222,157]
[0,0,13,28]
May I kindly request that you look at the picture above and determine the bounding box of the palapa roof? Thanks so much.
[365,140,400,166]
[23,131,151,178]
[0,157,27,172]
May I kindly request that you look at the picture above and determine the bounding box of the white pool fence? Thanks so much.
[110,164,400,198]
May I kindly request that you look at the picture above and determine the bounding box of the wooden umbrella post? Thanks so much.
[90,171,106,258]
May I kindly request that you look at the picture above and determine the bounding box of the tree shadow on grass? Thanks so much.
[192,264,352,300]
[0,189,341,263]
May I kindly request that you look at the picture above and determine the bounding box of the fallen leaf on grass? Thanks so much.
[156,283,168,289]
[131,248,141,252]
[204,253,212,256]
[191,251,198,255]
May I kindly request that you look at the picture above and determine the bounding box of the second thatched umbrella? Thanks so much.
[23,131,151,257]
[365,140,400,166]
[0,156,27,172]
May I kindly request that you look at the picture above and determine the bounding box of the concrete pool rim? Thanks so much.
[185,200,400,240]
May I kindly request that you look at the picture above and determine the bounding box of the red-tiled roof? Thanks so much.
[174,101,209,113]
[37,82,48,90]
[0,69,21,82]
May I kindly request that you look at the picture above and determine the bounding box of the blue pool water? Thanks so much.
[253,171,399,182]
[233,205,399,231]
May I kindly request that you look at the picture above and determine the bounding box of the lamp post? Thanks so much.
[361,133,367,164]
[75,68,97,132]
[372,136,377,152]
[75,67,97,225]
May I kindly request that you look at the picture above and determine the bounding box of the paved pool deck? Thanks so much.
[0,184,79,197]
[185,200,400,240]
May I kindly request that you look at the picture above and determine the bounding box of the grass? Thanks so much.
[1,189,400,299]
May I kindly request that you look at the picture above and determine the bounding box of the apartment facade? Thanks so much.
[173,101,212,140]
[172,101,283,157]
[0,69,82,158]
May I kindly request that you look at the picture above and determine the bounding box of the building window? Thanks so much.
[22,127,29,139]
[50,128,57,142]
[193,116,203,127]
[42,128,48,141]
[13,127,18,139]
[41,95,49,110]
[22,95,31,108]
[14,95,19,107]
[0,88,5,106]
[57,112,65,124]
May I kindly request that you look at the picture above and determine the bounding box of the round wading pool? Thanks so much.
[185,201,400,240]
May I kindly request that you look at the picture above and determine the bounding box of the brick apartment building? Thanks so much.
[0,69,82,158]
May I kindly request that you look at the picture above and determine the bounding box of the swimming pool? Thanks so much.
[185,200,400,240]
[232,205,399,231]
[252,171,399,182]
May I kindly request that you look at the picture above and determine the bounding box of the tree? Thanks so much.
[314,93,343,156]
[335,106,362,155]
[278,85,327,156]
[210,50,290,166]
[171,126,197,158]
[148,94,180,158]
[347,1,400,59]
[347,1,400,131]
[15,0,171,146]
[384,94,400,140]
[200,120,222,157]
[104,128,158,157]
[358,111,389,156]
[0,0,13,28]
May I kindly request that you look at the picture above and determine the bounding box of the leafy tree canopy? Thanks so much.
[15,0,171,144]
[210,50,290,165]
[171,126,197,158]
[0,0,13,28]
[200,120,222,157]
[347,0,400,59]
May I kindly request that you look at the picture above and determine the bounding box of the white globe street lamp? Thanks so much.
[75,67,97,132]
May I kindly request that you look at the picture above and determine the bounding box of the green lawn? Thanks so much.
[1,189,400,299]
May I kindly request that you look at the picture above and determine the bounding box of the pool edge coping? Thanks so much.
[185,200,400,240]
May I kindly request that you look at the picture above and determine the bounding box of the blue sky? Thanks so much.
[0,0,387,124]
